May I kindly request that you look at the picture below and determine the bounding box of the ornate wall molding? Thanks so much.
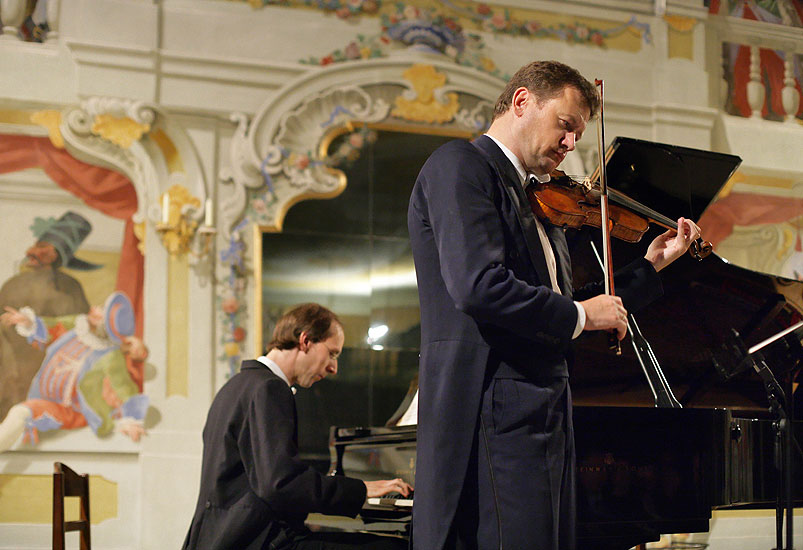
[220,58,502,233]
[57,97,209,232]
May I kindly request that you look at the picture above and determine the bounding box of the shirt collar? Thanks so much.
[484,134,550,186]
[256,355,296,393]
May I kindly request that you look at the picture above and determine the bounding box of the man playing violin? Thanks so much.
[407,60,701,550]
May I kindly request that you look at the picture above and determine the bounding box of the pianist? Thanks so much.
[182,303,411,550]
[407,60,702,550]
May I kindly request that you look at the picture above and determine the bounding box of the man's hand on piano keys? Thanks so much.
[364,478,413,499]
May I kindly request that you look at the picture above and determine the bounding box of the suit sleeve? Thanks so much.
[411,142,579,343]
[238,379,366,517]
[573,257,663,313]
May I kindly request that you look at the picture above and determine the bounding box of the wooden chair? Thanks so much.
[53,462,91,550]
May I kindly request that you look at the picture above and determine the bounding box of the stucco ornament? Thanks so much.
[273,86,390,191]
[60,99,160,227]
[30,110,64,148]
[221,60,509,233]
[393,64,460,123]
[91,114,151,150]
[221,85,391,232]
[54,97,210,258]
[158,182,201,256]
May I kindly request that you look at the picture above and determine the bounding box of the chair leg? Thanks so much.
[80,479,90,550]
[53,467,65,550]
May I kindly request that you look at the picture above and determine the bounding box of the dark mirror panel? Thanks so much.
[261,129,456,462]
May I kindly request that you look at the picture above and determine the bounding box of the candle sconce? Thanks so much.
[194,223,217,259]
[156,185,216,258]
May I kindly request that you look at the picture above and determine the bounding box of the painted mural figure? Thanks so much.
[0,212,100,420]
[0,291,148,451]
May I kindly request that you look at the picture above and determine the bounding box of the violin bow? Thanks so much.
[595,79,622,355]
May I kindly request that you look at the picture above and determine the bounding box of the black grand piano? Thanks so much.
[318,138,803,549]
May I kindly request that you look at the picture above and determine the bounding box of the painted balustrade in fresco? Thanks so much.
[711,0,803,123]
[0,0,57,42]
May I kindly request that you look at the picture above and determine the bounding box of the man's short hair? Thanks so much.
[266,303,341,352]
[492,60,600,120]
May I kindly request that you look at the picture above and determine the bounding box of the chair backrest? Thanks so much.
[53,461,91,550]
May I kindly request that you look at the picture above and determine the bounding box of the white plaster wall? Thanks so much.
[1,451,141,550]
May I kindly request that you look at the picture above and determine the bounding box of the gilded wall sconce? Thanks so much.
[156,184,216,257]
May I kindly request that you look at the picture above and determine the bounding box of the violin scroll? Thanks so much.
[689,239,713,261]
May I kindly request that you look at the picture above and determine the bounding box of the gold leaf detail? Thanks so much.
[30,110,64,149]
[133,221,146,256]
[392,64,460,124]
[159,185,200,256]
[91,115,150,149]
[663,15,697,33]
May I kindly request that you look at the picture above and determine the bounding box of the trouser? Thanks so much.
[448,375,575,550]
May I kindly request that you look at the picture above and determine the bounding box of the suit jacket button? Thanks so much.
[205,501,211,509]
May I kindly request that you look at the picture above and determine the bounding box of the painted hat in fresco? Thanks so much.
[103,291,135,345]
[29,211,103,271]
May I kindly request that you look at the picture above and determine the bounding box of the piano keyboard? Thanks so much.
[366,497,413,508]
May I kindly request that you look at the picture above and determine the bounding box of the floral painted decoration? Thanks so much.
[218,218,249,378]
[246,126,377,225]
[300,3,506,78]
[298,1,651,74]
[246,189,279,225]
[325,127,379,167]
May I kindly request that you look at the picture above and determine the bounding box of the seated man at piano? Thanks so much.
[183,303,412,550]
[407,60,703,550]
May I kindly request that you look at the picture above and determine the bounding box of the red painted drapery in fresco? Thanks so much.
[699,191,803,273]
[0,134,146,390]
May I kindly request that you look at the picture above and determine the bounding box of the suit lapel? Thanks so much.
[472,135,555,290]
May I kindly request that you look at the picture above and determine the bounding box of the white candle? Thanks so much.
[161,194,169,224]
[204,198,214,227]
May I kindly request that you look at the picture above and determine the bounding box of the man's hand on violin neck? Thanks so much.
[644,217,702,272]
[580,295,627,340]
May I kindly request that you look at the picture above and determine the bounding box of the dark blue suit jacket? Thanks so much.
[182,361,366,550]
[407,135,662,549]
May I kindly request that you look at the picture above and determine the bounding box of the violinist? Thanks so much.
[407,60,701,550]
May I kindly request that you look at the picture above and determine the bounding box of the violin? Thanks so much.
[525,168,713,261]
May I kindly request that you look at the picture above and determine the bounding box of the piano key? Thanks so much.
[366,497,413,508]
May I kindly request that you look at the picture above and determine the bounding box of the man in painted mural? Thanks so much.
[183,303,412,550]
[0,211,99,421]
[407,60,702,550]
[0,291,147,451]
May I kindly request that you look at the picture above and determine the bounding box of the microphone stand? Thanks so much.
[727,322,803,550]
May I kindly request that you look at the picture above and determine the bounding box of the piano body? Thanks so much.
[325,406,803,549]
[314,138,803,548]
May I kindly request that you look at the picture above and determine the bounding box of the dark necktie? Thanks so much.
[526,176,562,294]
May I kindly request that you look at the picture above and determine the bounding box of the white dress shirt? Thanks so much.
[485,134,586,338]
[256,355,297,394]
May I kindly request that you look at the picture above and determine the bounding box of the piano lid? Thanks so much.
[568,138,798,410]
[598,137,742,222]
[568,223,803,410]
